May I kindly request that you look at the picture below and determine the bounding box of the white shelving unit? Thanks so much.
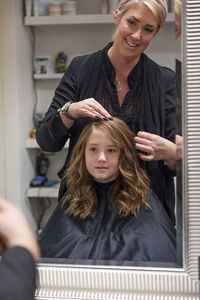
[33,73,64,80]
[26,138,68,199]
[26,138,40,149]
[28,186,59,198]
[25,14,114,26]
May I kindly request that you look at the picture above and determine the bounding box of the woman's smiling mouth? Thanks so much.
[125,39,139,48]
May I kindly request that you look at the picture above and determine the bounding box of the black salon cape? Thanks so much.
[0,247,36,300]
[39,182,176,263]
[36,42,176,223]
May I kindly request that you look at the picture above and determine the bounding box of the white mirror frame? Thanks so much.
[35,2,200,299]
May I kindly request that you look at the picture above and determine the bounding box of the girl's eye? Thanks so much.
[89,147,96,152]
[108,148,116,153]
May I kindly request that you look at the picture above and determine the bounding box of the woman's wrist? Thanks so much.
[164,140,176,162]
[59,110,75,130]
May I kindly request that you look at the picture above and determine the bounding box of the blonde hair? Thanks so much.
[116,0,165,30]
[62,118,150,219]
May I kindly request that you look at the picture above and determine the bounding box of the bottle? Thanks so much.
[62,1,76,15]
[48,2,62,16]
[101,0,108,14]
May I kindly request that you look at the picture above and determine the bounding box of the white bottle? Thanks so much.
[101,0,109,14]
[109,0,119,13]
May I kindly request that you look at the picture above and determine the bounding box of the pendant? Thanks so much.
[116,81,121,92]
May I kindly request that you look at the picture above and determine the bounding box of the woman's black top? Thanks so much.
[38,181,176,263]
[36,43,176,223]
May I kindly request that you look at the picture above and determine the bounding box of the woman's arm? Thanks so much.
[36,57,111,152]
[36,59,78,152]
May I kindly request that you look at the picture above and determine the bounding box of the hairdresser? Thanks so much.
[36,0,176,223]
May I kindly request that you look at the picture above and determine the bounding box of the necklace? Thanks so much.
[115,79,121,92]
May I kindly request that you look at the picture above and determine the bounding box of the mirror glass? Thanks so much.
[174,0,182,267]
[28,0,183,269]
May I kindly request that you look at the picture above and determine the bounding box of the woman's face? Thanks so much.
[113,3,158,62]
[85,127,120,183]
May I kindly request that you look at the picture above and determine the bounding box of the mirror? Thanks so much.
[35,1,200,296]
[35,0,181,269]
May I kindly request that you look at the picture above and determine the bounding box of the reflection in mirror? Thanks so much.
[34,0,182,268]
[175,0,183,267]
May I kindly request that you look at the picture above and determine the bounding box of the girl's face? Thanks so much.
[85,128,120,183]
[113,3,158,62]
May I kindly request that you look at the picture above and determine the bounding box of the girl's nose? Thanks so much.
[98,151,106,162]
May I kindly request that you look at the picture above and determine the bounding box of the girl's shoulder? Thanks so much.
[145,189,175,228]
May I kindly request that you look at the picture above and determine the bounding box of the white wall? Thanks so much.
[146,22,176,70]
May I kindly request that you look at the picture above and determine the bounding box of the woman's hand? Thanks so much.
[68,98,112,120]
[60,98,112,130]
[134,131,176,162]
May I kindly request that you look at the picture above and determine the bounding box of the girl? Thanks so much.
[39,118,176,264]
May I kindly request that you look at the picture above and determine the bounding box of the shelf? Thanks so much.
[25,13,174,26]
[27,186,59,198]
[33,73,64,80]
[26,138,69,149]
[24,14,114,26]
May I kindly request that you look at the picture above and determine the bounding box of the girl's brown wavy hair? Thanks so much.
[62,117,150,218]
